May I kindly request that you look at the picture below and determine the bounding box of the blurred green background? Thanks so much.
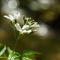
[0,0,60,60]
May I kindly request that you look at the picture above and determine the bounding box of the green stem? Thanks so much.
[13,33,24,51]
[13,27,16,41]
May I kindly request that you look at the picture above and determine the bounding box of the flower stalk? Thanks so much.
[4,11,40,52]
[13,33,24,51]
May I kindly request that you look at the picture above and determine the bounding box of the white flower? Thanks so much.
[29,22,40,33]
[4,11,20,22]
[14,23,32,34]
[4,15,14,22]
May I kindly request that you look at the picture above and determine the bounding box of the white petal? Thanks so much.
[14,23,22,31]
[4,15,10,20]
[32,22,40,27]
[4,15,14,21]
[25,18,29,21]
[22,24,29,30]
[23,30,32,34]
[26,30,32,33]
[9,15,14,20]
[4,11,20,21]
[11,11,20,19]
[15,12,20,18]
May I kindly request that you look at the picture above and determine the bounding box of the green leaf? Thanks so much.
[0,45,6,56]
[8,48,20,60]
[21,50,39,56]
[8,47,13,54]
[21,55,36,60]
[8,52,20,60]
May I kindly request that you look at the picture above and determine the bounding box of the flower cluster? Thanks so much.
[4,11,20,25]
[4,11,40,34]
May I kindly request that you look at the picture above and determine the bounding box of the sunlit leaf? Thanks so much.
[0,45,6,56]
[8,48,20,60]
[8,47,13,54]
[21,55,36,60]
[8,51,21,60]
[21,50,39,56]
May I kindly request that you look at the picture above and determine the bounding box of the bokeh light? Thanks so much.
[8,0,18,9]
[37,24,48,36]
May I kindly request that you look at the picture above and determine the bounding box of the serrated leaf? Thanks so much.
[0,45,6,56]
[21,50,39,56]
[21,55,36,60]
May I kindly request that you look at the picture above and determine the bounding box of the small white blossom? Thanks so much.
[23,16,40,28]
[30,22,40,32]
[14,23,32,34]
[4,11,20,22]
[11,11,20,19]
[4,15,14,22]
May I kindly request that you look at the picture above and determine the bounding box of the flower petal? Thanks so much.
[22,24,29,30]
[9,15,14,21]
[23,30,32,34]
[4,11,20,22]
[32,22,40,27]
[11,11,20,19]
[14,23,22,31]
[4,15,14,21]
[4,15,10,20]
